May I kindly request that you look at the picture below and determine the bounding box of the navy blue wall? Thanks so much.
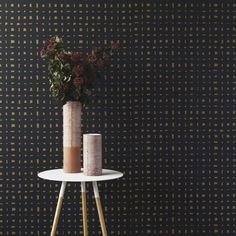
[0,1,236,235]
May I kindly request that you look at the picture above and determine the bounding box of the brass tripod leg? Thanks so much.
[50,181,67,236]
[93,181,108,236]
[81,182,88,236]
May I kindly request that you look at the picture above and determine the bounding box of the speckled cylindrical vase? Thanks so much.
[83,133,102,176]
[63,101,82,173]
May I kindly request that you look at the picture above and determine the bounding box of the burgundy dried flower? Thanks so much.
[40,49,47,58]
[72,65,84,77]
[44,39,51,47]
[63,84,69,93]
[47,42,56,50]
[73,78,82,87]
[70,52,81,62]
[57,52,65,60]
[111,42,119,49]
[87,55,97,64]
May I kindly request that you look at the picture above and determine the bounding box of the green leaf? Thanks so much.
[50,84,54,91]
[63,63,71,71]
[63,76,71,82]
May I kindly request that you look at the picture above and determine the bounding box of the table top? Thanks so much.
[38,169,123,182]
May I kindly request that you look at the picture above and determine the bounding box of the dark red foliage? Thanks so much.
[40,49,47,57]
[44,39,51,47]
[73,78,82,87]
[87,55,97,64]
[70,52,81,62]
[47,42,56,50]
[63,84,69,93]
[111,42,119,49]
[72,65,84,77]
[57,52,65,60]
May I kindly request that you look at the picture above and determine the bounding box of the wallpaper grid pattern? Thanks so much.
[0,1,236,235]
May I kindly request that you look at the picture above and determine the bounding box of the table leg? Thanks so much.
[92,181,108,236]
[81,182,88,236]
[50,181,67,236]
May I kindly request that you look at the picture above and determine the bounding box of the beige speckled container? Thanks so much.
[63,101,82,173]
[83,134,102,176]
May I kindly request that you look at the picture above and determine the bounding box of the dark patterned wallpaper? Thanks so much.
[0,1,236,235]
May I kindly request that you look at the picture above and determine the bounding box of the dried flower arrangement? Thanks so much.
[40,36,119,105]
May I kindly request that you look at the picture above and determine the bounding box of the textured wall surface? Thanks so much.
[0,1,236,235]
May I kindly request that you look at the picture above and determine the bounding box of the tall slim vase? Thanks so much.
[63,101,82,173]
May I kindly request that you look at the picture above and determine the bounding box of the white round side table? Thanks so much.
[38,169,123,236]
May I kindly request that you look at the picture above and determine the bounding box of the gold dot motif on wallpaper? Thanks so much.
[0,1,236,235]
